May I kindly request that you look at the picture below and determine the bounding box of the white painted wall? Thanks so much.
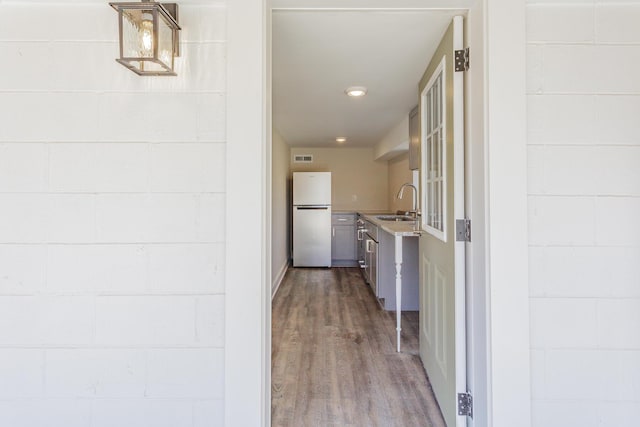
[226,0,269,424]
[526,2,640,426]
[0,2,226,426]
[271,131,290,295]
[485,0,531,425]
[6,2,639,427]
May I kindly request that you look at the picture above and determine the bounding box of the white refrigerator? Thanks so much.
[292,172,332,267]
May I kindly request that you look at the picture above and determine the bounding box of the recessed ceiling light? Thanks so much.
[336,137,347,143]
[345,86,367,97]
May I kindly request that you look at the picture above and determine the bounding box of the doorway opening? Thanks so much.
[269,4,486,427]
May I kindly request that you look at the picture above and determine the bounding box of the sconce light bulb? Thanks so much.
[140,15,154,55]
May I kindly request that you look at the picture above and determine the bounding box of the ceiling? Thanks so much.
[272,9,463,148]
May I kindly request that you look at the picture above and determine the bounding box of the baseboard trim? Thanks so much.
[271,260,289,300]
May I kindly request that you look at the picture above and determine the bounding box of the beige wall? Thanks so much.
[290,147,389,211]
[271,131,290,293]
[387,153,414,213]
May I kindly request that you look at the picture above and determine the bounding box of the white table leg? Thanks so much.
[395,235,403,352]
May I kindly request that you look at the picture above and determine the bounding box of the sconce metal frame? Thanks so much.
[109,0,181,76]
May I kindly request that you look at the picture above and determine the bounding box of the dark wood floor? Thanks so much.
[272,267,446,427]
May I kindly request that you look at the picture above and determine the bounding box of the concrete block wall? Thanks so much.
[527,1,640,426]
[0,2,226,426]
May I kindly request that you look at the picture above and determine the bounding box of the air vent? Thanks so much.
[294,154,313,163]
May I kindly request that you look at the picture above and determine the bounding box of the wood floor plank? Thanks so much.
[272,267,446,427]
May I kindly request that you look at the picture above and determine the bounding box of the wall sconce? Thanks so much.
[109,0,181,76]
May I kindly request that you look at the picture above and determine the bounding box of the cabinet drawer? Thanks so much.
[332,213,356,225]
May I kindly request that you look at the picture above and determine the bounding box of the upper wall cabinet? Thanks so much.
[409,105,420,170]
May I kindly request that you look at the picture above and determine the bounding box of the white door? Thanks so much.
[418,16,467,427]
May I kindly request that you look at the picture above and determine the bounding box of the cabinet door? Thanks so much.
[357,228,366,268]
[369,241,378,294]
[364,238,373,284]
[332,225,356,260]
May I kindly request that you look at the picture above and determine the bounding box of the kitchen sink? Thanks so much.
[376,215,415,222]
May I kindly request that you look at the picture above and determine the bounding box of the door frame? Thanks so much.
[225,0,530,426]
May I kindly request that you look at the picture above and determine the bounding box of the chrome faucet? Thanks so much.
[396,183,419,217]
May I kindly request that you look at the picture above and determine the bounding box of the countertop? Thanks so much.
[332,209,388,215]
[330,210,422,237]
[360,213,422,237]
